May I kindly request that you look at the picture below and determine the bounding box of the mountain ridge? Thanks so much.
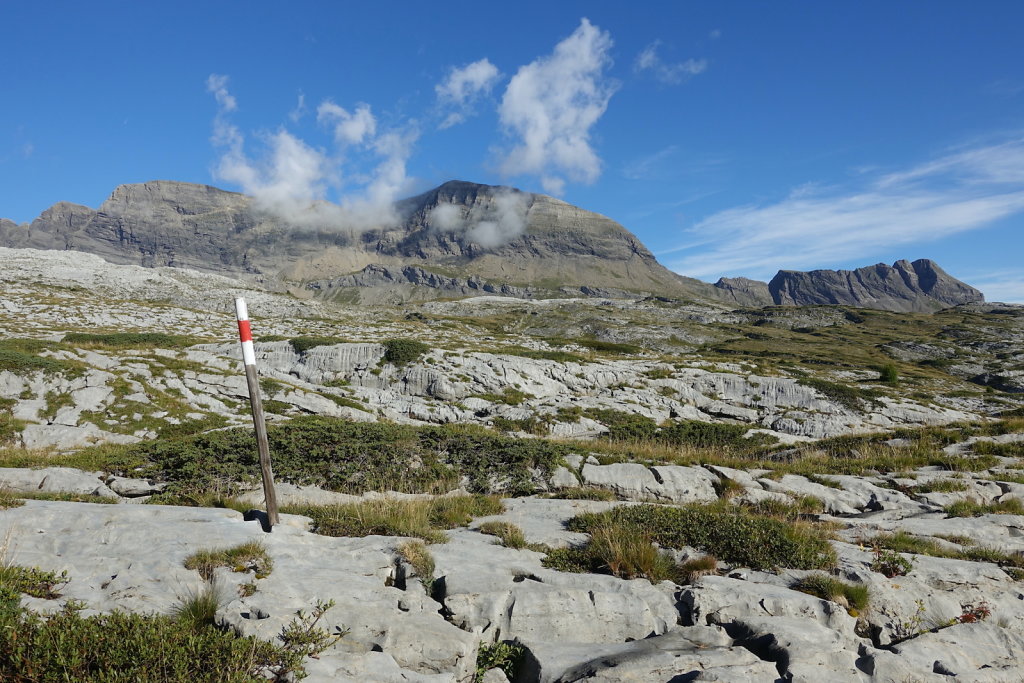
[0,179,985,310]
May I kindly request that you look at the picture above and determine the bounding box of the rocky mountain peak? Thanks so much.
[768,259,983,312]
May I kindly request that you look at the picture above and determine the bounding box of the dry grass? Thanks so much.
[286,495,504,544]
[477,521,527,549]
[397,540,435,588]
[676,555,719,584]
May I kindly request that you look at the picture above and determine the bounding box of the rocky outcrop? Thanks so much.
[712,276,774,307]
[768,259,984,312]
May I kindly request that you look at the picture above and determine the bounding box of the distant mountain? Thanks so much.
[0,180,985,311]
[766,259,984,312]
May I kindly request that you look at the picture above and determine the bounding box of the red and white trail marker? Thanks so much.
[234,297,279,528]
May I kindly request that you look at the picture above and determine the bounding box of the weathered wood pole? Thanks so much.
[234,297,279,528]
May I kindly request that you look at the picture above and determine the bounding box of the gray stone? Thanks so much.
[581,463,719,504]
[0,467,118,498]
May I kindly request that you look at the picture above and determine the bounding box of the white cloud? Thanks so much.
[664,138,1024,281]
[634,41,707,85]
[207,75,416,230]
[436,58,500,128]
[497,18,617,195]
[317,101,377,145]
[288,92,307,123]
[427,202,464,231]
[205,74,237,112]
[427,189,530,248]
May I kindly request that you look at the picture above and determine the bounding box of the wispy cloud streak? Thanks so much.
[666,138,1024,280]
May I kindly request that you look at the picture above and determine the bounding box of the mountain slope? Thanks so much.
[0,180,706,302]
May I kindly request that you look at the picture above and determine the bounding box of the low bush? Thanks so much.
[0,350,79,376]
[876,363,900,384]
[62,332,198,349]
[0,599,306,681]
[871,546,915,577]
[382,339,429,366]
[944,498,1024,517]
[0,566,68,599]
[799,377,880,410]
[475,641,525,683]
[123,417,567,499]
[583,410,775,451]
[566,503,836,571]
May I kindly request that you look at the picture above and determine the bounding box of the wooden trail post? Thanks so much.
[235,297,280,529]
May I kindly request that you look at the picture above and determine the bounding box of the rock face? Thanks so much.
[768,259,984,312]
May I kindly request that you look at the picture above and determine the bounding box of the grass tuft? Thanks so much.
[397,540,435,588]
[184,541,273,582]
[286,495,504,544]
[792,573,870,615]
[477,521,527,549]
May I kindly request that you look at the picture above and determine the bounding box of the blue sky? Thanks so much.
[2,1,1023,301]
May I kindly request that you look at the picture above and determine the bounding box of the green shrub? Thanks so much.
[473,387,534,406]
[0,601,307,680]
[576,339,641,355]
[321,393,370,413]
[62,332,197,349]
[871,546,915,577]
[567,504,836,571]
[475,641,525,683]
[0,350,79,376]
[877,364,900,384]
[382,339,429,366]
[504,347,587,364]
[127,417,567,499]
[944,498,1024,517]
[585,409,658,442]
[0,566,68,599]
